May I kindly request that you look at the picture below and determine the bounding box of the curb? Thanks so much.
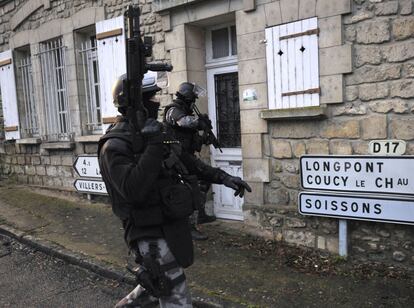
[0,224,228,307]
[0,223,135,284]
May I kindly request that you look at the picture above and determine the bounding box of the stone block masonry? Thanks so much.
[0,0,166,193]
[260,0,414,269]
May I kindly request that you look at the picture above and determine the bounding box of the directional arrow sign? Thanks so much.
[73,155,101,178]
[74,179,107,195]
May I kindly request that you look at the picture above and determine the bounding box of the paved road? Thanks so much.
[0,234,133,308]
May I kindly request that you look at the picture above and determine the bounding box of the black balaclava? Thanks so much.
[143,91,160,119]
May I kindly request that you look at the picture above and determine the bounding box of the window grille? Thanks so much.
[79,38,102,134]
[17,56,38,137]
[39,38,72,141]
[214,72,240,148]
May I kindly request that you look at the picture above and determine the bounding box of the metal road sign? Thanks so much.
[73,155,101,179]
[299,191,414,225]
[300,155,414,196]
[74,179,108,195]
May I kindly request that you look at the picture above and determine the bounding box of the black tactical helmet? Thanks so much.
[176,82,206,104]
[112,72,161,108]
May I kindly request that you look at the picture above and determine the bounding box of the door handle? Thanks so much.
[228,161,242,166]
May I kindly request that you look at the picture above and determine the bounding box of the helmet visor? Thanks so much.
[193,84,206,97]
[143,71,169,91]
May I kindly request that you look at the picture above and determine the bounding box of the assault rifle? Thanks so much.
[124,5,173,132]
[193,105,223,153]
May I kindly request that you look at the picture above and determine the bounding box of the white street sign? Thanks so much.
[300,155,414,196]
[299,192,414,225]
[73,155,101,179]
[368,140,406,155]
[74,179,107,195]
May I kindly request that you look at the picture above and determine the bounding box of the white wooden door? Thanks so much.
[207,65,244,221]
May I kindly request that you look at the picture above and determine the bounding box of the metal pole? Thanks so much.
[87,194,92,201]
[338,219,348,257]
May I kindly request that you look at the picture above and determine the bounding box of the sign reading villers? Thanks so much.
[300,155,414,196]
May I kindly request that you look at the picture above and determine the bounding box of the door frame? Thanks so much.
[206,64,241,163]
[206,64,244,221]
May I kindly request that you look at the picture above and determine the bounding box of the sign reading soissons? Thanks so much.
[299,192,414,225]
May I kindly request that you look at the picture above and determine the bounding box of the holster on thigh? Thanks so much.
[134,242,186,298]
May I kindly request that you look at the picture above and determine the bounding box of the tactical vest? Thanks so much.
[98,119,200,227]
[163,101,203,153]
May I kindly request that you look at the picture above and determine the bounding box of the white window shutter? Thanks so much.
[266,17,320,109]
[96,16,126,132]
[0,50,20,140]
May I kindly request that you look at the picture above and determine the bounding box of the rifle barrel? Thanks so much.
[146,63,173,72]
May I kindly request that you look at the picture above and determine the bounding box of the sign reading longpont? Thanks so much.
[300,155,414,196]
[299,192,414,225]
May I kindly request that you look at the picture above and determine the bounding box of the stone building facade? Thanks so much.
[0,0,413,268]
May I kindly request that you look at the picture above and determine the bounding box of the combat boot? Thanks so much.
[197,208,216,224]
[191,225,208,241]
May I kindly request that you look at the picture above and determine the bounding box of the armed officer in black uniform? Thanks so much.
[98,74,251,307]
[164,82,219,240]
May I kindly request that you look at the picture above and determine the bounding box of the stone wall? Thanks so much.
[243,0,414,267]
[0,0,166,190]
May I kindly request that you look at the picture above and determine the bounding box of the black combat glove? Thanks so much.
[197,114,213,130]
[222,175,252,198]
[141,118,163,145]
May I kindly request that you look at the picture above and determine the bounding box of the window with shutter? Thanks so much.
[0,50,21,140]
[96,16,126,133]
[266,17,320,110]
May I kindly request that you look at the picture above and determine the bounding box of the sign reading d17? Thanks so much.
[73,155,101,179]
[300,155,414,196]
